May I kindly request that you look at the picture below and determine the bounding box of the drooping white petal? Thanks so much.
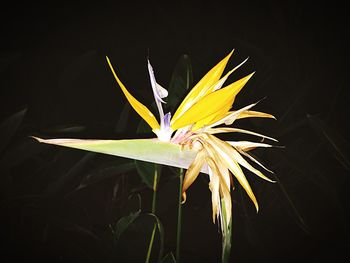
[207,166,220,223]
[207,127,278,142]
[226,141,274,149]
[182,149,206,203]
[237,149,274,174]
[202,134,259,212]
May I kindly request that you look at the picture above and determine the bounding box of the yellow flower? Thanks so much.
[105,51,277,232]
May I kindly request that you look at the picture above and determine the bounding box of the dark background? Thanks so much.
[1,1,349,262]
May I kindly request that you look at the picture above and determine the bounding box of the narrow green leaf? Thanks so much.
[73,161,135,192]
[0,108,27,153]
[115,210,141,239]
[161,252,176,263]
[44,152,95,196]
[115,212,164,263]
[115,102,131,133]
[115,194,142,240]
[43,124,86,133]
[167,54,193,111]
[145,213,165,263]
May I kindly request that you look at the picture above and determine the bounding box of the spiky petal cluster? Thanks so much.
[106,50,277,231]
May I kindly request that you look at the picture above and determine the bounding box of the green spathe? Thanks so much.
[32,137,207,173]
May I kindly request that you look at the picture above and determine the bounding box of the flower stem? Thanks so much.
[145,166,159,263]
[145,225,157,263]
[176,168,184,263]
[152,167,158,214]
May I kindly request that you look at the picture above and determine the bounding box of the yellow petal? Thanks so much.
[186,59,250,131]
[171,73,254,131]
[106,56,160,131]
[192,102,232,131]
[236,110,276,120]
[172,50,234,124]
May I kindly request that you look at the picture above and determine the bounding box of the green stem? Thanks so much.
[152,167,158,214]
[221,198,232,263]
[176,168,184,263]
[145,225,157,263]
[145,167,159,263]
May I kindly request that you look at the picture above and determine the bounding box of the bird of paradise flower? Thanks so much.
[33,50,277,260]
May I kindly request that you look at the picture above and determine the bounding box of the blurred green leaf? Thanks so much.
[167,54,193,111]
[44,152,96,196]
[114,102,131,133]
[115,102,131,133]
[50,217,102,243]
[308,114,350,172]
[136,160,158,189]
[115,194,142,240]
[115,210,141,240]
[161,252,176,263]
[43,124,86,133]
[74,161,135,192]
[0,108,27,154]
[114,212,164,262]
[0,137,48,167]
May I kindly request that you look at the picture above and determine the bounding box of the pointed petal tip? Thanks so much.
[223,49,234,62]
[181,192,187,204]
[265,176,277,183]
[254,201,259,213]
[30,136,43,143]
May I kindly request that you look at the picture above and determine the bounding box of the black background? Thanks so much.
[1,1,349,262]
